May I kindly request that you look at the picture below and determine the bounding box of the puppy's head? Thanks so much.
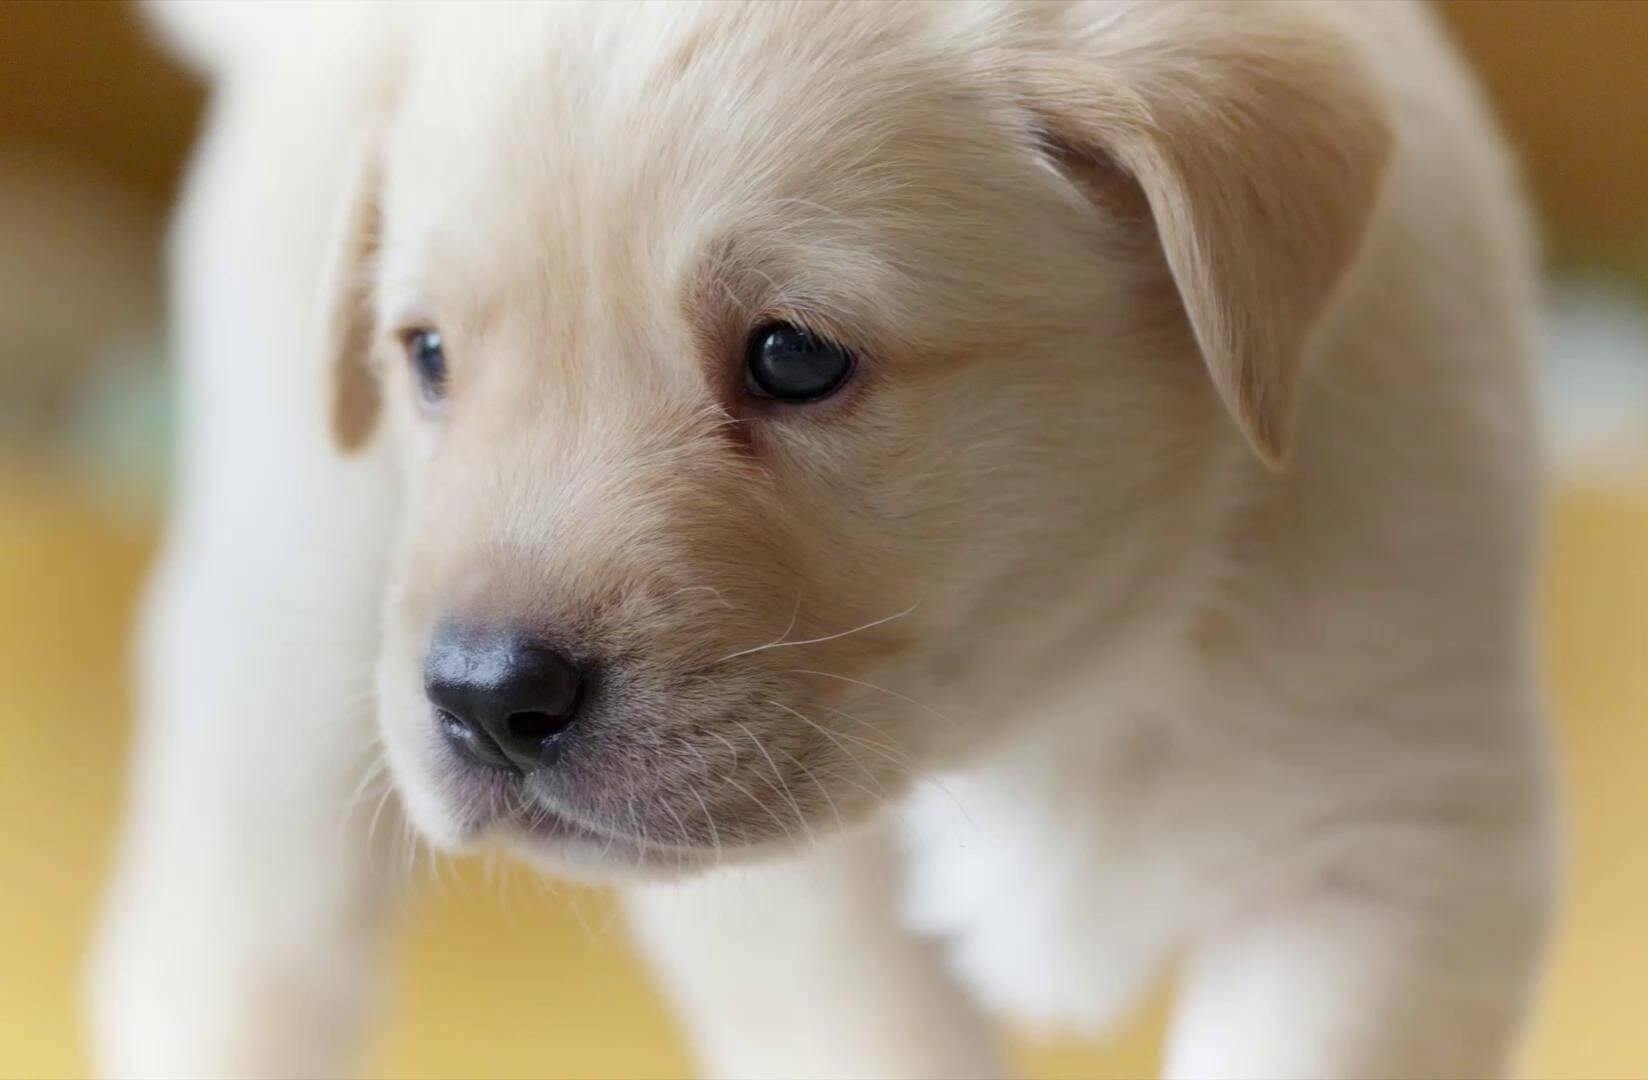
[327,2,1390,877]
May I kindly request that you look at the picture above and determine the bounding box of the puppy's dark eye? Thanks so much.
[743,322,855,403]
[403,328,447,404]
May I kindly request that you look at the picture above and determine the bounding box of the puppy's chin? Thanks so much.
[379,719,775,884]
[496,825,732,886]
[396,775,759,885]
[391,757,843,885]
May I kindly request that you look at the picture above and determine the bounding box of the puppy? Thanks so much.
[92,2,1556,1077]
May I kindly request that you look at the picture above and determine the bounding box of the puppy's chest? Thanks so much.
[893,726,1211,1033]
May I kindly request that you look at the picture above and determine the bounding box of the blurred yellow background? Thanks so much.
[2,3,1647,1078]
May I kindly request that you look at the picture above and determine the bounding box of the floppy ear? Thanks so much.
[322,135,384,453]
[1022,10,1392,467]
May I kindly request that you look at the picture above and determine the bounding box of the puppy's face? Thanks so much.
[337,3,1388,877]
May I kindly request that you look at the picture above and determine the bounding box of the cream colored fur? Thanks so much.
[92,3,1555,1077]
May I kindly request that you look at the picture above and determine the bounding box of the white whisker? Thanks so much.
[688,782,724,865]
[769,699,907,795]
[734,720,816,848]
[718,601,918,663]
[791,668,960,725]
[770,738,844,833]
[714,588,802,664]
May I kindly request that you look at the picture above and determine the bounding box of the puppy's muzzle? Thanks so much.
[424,624,586,773]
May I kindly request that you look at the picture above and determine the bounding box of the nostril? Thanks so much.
[435,708,520,773]
[506,710,572,743]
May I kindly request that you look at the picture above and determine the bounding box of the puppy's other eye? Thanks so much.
[402,328,447,404]
[744,322,855,403]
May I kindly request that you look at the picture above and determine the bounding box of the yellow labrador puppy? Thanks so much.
[93,2,1555,1077]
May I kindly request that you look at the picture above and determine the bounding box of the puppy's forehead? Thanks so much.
[378,1,1045,339]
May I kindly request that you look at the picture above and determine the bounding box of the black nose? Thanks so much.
[424,626,585,772]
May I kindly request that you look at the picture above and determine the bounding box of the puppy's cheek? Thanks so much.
[374,656,470,851]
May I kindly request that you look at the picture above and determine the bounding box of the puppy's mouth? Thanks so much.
[425,750,737,877]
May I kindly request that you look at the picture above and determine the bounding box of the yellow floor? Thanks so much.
[1,464,1644,1079]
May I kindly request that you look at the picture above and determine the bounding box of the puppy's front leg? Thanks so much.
[627,823,1004,1080]
[88,493,401,1079]
[87,28,408,1074]
[1164,828,1553,1080]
